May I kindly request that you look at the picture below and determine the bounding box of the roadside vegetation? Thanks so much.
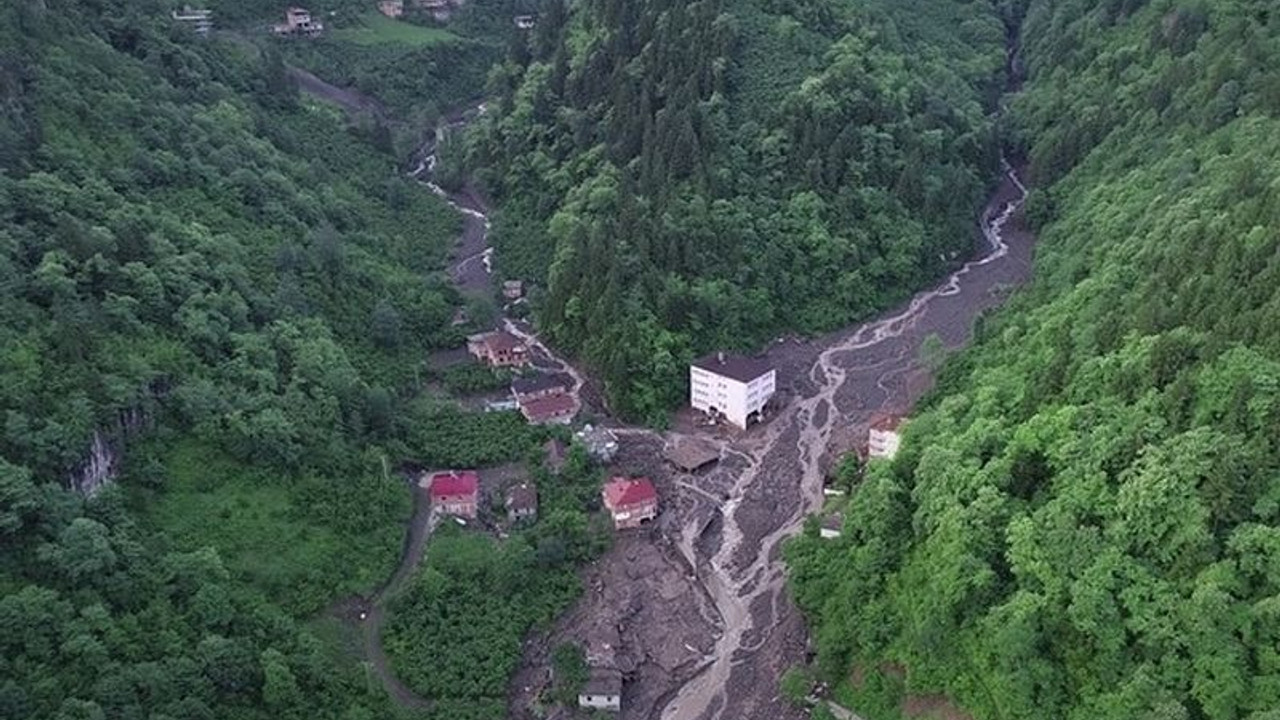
[382,444,613,718]
[786,1,1280,718]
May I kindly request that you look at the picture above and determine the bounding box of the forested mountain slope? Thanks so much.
[0,1,540,718]
[786,1,1280,718]
[470,0,1009,422]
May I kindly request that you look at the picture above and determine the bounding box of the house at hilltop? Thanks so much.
[602,477,658,530]
[689,351,776,430]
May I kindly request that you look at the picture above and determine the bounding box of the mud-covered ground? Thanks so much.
[506,167,1033,720]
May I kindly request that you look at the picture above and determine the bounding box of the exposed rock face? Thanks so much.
[68,429,119,497]
[66,400,157,496]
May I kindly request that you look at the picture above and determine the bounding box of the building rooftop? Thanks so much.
[511,373,569,396]
[603,477,656,509]
[663,438,719,473]
[581,667,622,697]
[485,331,525,353]
[691,351,773,383]
[871,414,904,432]
[505,483,537,512]
[520,393,577,423]
[429,471,478,498]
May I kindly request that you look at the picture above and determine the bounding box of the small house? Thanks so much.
[502,279,524,300]
[505,483,538,522]
[868,414,904,460]
[377,0,404,17]
[426,470,479,518]
[602,477,658,530]
[511,373,570,402]
[578,667,622,712]
[273,6,323,36]
[467,330,529,368]
[690,352,776,430]
[171,6,214,35]
[519,392,577,425]
[576,424,619,463]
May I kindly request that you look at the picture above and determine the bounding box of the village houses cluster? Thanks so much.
[430,331,911,708]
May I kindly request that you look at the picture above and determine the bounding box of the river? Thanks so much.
[298,55,1034,720]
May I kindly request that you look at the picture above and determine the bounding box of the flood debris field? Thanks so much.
[508,167,1033,720]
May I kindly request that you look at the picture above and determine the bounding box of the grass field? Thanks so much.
[334,12,458,46]
[133,440,409,614]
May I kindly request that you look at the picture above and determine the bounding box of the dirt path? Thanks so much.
[333,483,442,710]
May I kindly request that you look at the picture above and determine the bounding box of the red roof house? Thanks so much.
[601,477,658,530]
[427,470,479,518]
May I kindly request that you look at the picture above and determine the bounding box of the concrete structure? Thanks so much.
[505,483,538,522]
[576,425,619,463]
[689,352,776,430]
[377,0,404,17]
[502,279,524,300]
[602,477,658,530]
[514,14,536,29]
[273,6,323,36]
[868,414,904,460]
[663,437,719,473]
[578,667,622,712]
[425,471,479,518]
[171,6,214,35]
[519,392,577,425]
[511,373,569,402]
[467,331,529,368]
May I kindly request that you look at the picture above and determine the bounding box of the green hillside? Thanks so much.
[468,0,1009,423]
[786,1,1280,718]
[0,1,529,717]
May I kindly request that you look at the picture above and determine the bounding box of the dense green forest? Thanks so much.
[382,445,612,718]
[0,1,568,718]
[467,0,1010,422]
[787,0,1280,718]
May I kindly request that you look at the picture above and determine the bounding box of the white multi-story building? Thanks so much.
[868,415,904,459]
[690,352,776,430]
